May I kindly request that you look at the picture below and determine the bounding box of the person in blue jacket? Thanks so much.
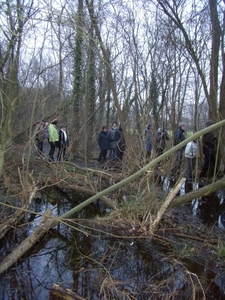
[97,126,110,162]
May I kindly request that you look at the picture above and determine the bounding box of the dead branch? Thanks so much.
[50,283,86,300]
[169,176,225,208]
[0,210,59,275]
[150,178,186,233]
[0,180,38,240]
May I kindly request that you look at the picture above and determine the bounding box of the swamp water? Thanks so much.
[0,182,225,300]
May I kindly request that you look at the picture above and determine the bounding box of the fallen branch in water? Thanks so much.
[0,210,59,275]
[150,178,186,234]
[170,176,225,208]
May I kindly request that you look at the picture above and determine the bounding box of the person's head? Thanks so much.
[157,128,163,132]
[102,126,107,131]
[52,120,58,125]
[60,125,66,130]
[112,122,117,128]
[179,122,186,131]
[206,119,213,127]
[41,119,46,124]
[147,124,151,130]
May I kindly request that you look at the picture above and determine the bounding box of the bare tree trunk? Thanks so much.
[209,0,221,121]
[85,0,131,153]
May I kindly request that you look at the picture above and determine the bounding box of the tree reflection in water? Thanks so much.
[0,187,225,299]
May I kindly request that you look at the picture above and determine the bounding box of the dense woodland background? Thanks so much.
[0,0,225,175]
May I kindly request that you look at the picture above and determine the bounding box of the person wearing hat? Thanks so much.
[34,119,47,156]
[199,120,217,178]
[57,125,69,161]
[170,122,186,181]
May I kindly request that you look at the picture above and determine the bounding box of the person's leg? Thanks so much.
[102,149,107,161]
[37,141,43,154]
[191,157,196,179]
[57,146,61,161]
[199,155,210,177]
[37,141,43,152]
[146,150,151,159]
[185,158,192,179]
[209,154,218,176]
[109,148,113,158]
[62,145,66,160]
[49,142,56,161]
[98,149,103,162]
[112,148,116,159]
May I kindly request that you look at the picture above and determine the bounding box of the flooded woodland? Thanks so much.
[1,0,225,299]
[1,148,225,300]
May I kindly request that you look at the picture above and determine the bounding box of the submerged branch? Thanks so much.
[170,176,225,208]
[0,211,59,275]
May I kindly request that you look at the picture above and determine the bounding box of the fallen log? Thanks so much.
[50,283,86,300]
[56,182,117,210]
[169,176,225,208]
[150,178,186,233]
[0,210,59,275]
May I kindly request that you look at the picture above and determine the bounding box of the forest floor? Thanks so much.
[2,146,225,298]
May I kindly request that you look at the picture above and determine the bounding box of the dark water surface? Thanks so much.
[0,182,225,299]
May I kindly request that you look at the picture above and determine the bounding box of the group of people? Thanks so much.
[128,120,217,182]
[143,124,170,161]
[97,122,125,163]
[34,119,69,161]
[170,120,217,182]
[35,117,217,179]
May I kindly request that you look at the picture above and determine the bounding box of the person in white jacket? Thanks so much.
[185,140,198,181]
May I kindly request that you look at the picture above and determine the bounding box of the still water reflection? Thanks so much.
[0,183,225,299]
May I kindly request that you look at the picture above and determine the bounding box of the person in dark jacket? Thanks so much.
[170,122,186,180]
[108,122,120,159]
[199,120,217,178]
[57,125,69,161]
[98,126,110,162]
[155,128,170,157]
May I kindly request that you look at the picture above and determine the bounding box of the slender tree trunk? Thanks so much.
[209,0,221,121]
[71,0,84,158]
[85,0,131,154]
